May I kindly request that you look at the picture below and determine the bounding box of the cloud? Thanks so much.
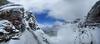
[8,0,98,21]
[8,0,60,12]
[47,0,98,21]
[49,23,78,44]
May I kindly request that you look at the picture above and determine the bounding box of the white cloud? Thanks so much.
[47,0,98,21]
[8,0,98,21]
[49,23,78,44]
[8,0,60,12]
[37,23,52,28]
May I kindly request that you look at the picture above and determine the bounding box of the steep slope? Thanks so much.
[0,1,50,44]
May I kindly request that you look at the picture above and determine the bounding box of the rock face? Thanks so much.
[0,0,9,6]
[0,0,50,44]
[85,1,100,26]
[77,1,100,44]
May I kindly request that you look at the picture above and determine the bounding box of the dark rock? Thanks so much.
[82,1,100,27]
[0,0,9,6]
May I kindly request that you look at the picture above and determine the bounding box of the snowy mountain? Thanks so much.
[0,0,50,44]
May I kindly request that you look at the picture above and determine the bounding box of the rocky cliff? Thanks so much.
[0,0,50,44]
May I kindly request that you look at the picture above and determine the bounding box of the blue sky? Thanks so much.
[34,9,57,24]
[34,9,66,25]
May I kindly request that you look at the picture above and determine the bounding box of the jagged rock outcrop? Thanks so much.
[0,0,50,44]
[76,1,100,44]
[84,1,100,27]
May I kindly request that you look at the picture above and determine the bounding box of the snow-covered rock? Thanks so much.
[0,0,50,44]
